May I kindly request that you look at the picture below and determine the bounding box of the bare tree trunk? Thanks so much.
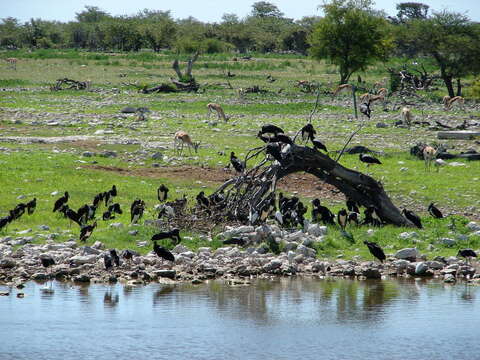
[456,78,462,97]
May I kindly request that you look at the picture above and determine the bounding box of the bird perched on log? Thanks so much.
[157,184,169,202]
[26,198,37,215]
[151,228,181,245]
[109,249,120,267]
[359,102,371,118]
[153,241,175,262]
[402,209,423,229]
[337,209,348,230]
[230,152,245,173]
[428,203,443,219]
[260,124,284,136]
[300,123,316,141]
[80,221,97,242]
[223,238,246,246]
[266,143,283,163]
[53,192,69,212]
[311,138,328,152]
[364,241,386,263]
[457,249,477,264]
[275,134,293,145]
[359,153,382,166]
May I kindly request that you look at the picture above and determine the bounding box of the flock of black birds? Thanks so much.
[1,122,478,271]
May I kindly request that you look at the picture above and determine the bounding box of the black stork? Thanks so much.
[153,241,175,262]
[53,192,69,212]
[266,143,283,163]
[260,124,284,136]
[151,228,181,245]
[157,184,169,202]
[402,209,423,229]
[457,249,477,264]
[109,249,120,267]
[223,238,246,246]
[26,198,37,215]
[230,152,245,173]
[428,203,443,219]
[80,221,97,242]
[104,254,113,270]
[364,240,386,263]
[359,102,371,118]
[311,138,328,152]
[196,191,210,208]
[300,123,316,141]
[359,153,382,166]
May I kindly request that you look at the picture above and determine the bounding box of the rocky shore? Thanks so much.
[1,222,480,288]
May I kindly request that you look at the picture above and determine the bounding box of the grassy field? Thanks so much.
[0,49,479,260]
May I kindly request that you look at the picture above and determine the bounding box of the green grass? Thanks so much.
[0,50,479,260]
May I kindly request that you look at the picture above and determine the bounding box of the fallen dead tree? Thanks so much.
[50,78,90,91]
[211,144,413,227]
[141,53,200,94]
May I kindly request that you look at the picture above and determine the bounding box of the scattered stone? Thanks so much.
[156,270,176,280]
[394,247,419,261]
[151,152,163,160]
[100,151,117,158]
[109,222,123,229]
[74,274,91,283]
[0,258,16,269]
[82,151,95,157]
[37,225,50,231]
[439,238,456,246]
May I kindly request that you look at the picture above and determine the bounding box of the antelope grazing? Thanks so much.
[333,84,352,97]
[174,131,200,155]
[443,95,465,111]
[377,87,388,97]
[367,94,385,106]
[423,145,437,171]
[207,103,229,122]
[4,58,17,70]
[401,106,412,126]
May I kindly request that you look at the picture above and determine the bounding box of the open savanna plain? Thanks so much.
[0,50,479,259]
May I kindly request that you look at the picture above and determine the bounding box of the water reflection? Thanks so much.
[0,278,479,360]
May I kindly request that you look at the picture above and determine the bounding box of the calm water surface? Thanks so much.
[1,278,479,360]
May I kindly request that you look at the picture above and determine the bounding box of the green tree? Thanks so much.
[396,2,429,21]
[405,11,480,97]
[251,2,284,18]
[309,0,393,83]
[75,6,110,23]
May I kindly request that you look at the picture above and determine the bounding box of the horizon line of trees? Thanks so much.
[1,1,480,96]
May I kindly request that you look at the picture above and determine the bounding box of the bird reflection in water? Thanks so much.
[104,290,119,308]
[153,285,175,306]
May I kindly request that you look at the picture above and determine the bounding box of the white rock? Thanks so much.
[399,232,418,240]
[296,244,316,258]
[394,247,419,260]
[440,238,456,246]
[415,262,428,275]
[466,222,480,231]
[172,244,189,254]
[448,162,465,167]
[306,223,327,237]
[50,191,59,196]
[109,222,123,229]
[69,255,97,266]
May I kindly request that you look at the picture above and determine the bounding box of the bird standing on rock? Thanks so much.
[359,153,382,166]
[53,192,69,212]
[364,240,386,263]
[153,241,175,262]
[457,249,477,264]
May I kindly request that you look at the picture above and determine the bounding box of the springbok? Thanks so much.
[401,106,412,127]
[333,84,353,97]
[377,88,388,97]
[207,103,229,122]
[423,145,437,171]
[4,58,17,70]
[174,131,200,155]
[443,95,465,111]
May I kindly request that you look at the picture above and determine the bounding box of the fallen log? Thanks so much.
[214,144,413,227]
[437,131,480,140]
[50,78,90,91]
